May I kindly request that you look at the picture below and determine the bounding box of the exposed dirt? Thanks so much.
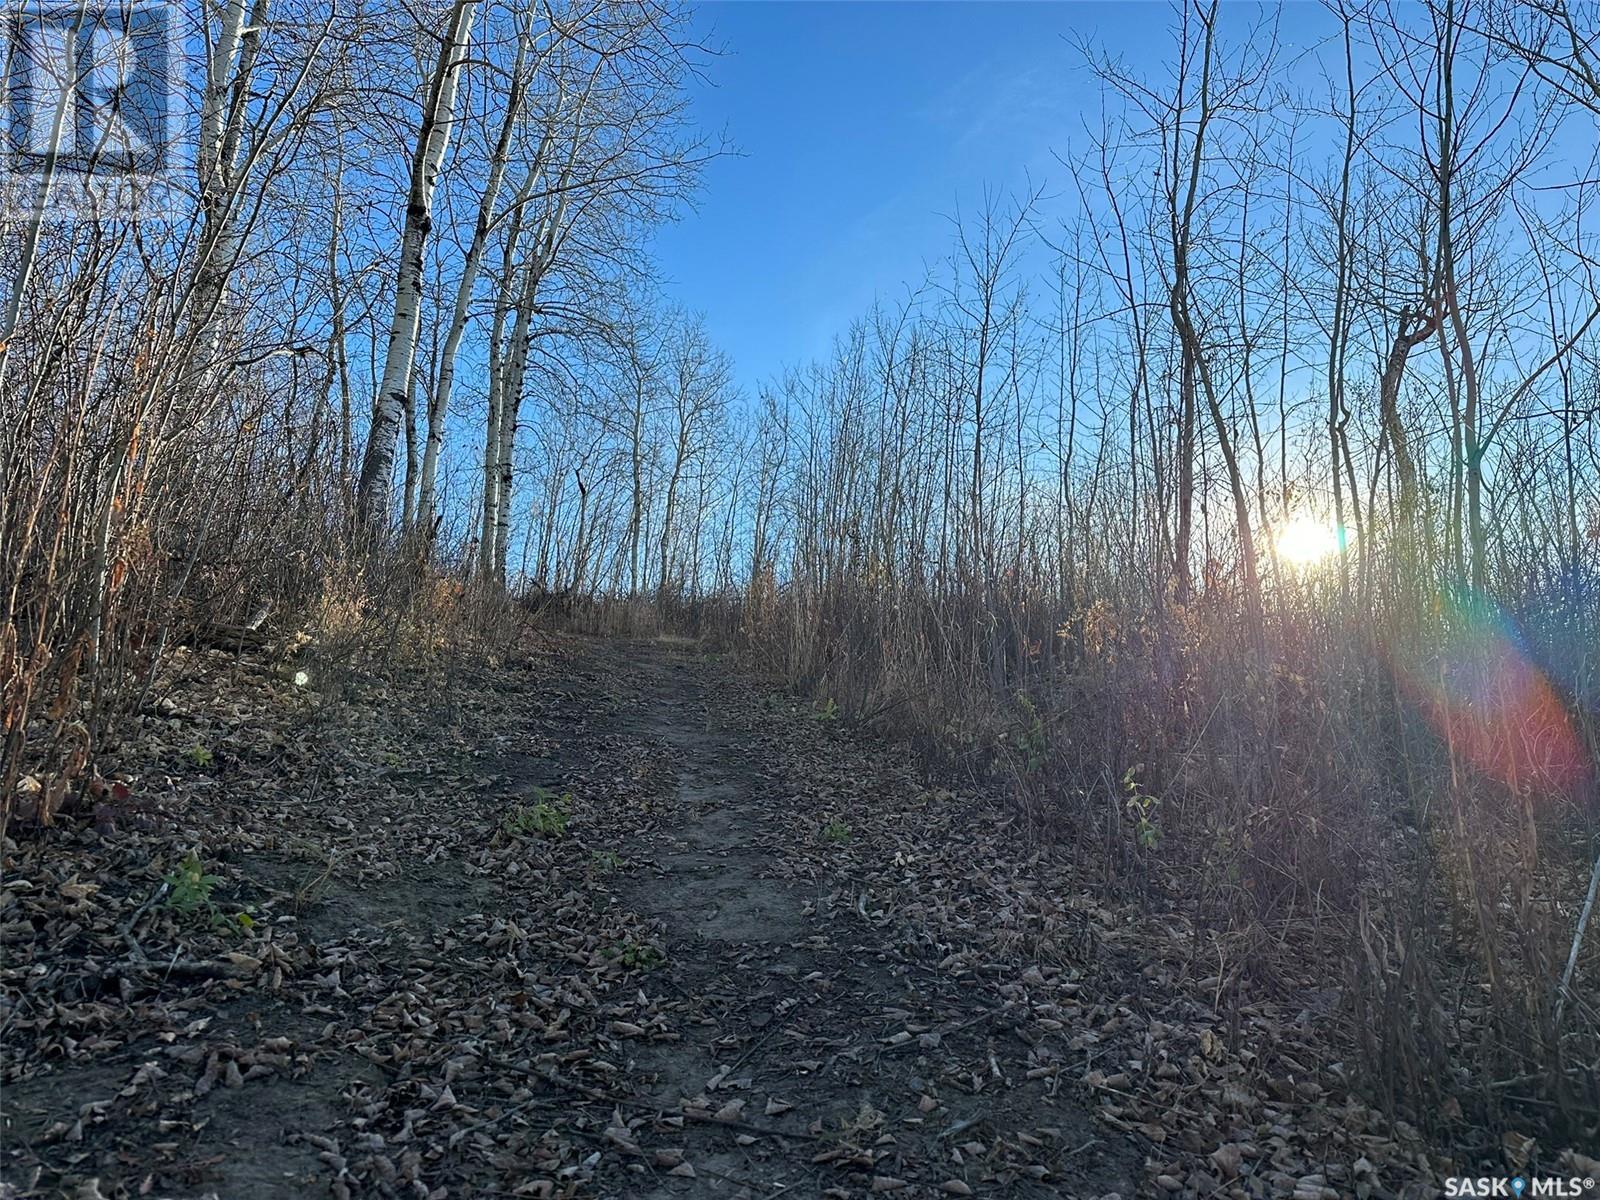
[597,645,1139,1198]
[2,634,1475,1198]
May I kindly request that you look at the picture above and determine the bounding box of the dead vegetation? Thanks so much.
[13,634,1593,1200]
[4,0,1600,1197]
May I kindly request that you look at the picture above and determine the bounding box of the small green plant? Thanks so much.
[163,851,222,912]
[603,938,665,970]
[819,817,851,844]
[591,849,624,873]
[504,786,572,838]
[812,698,840,723]
[1016,694,1048,775]
[186,744,214,768]
[504,801,567,838]
[1122,763,1161,851]
[160,852,256,932]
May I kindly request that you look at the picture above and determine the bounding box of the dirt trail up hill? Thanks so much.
[3,635,1449,1199]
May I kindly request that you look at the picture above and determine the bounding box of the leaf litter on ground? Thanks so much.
[3,635,1580,1199]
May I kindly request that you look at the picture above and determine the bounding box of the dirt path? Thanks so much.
[588,641,1138,1198]
[10,634,1429,1199]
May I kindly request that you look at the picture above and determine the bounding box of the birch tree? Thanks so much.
[473,0,715,585]
[358,0,477,525]
[417,7,548,539]
[656,316,732,600]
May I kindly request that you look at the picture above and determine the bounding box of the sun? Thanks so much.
[1275,514,1346,566]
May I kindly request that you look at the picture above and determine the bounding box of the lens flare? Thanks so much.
[1275,515,1346,566]
[1391,588,1589,796]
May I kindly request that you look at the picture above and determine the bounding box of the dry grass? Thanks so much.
[689,571,1600,1152]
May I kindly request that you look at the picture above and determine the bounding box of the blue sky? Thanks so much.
[647,2,1259,395]
[646,2,1596,421]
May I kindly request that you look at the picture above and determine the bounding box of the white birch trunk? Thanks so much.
[658,426,689,601]
[478,66,589,584]
[480,304,507,577]
[358,0,476,525]
[188,0,304,391]
[416,21,539,538]
[493,248,544,587]
[478,185,536,579]
[628,390,646,595]
[189,0,253,345]
[486,176,574,587]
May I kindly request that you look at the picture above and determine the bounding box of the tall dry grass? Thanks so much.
[0,289,519,839]
[699,558,1599,1147]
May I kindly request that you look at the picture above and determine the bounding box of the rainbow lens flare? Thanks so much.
[1393,587,1590,796]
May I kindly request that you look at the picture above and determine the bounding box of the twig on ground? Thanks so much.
[1555,845,1600,1028]
[522,1066,820,1142]
[90,957,252,985]
[117,879,171,964]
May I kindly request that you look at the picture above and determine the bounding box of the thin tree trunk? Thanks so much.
[358,0,477,525]
[417,21,539,539]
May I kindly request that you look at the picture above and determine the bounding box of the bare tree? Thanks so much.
[358,0,477,525]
